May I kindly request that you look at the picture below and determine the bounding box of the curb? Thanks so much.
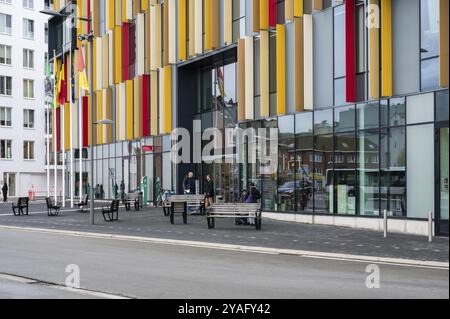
[0,225,448,270]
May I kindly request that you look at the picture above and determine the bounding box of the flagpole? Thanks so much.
[70,41,74,208]
[53,50,58,203]
[61,20,66,209]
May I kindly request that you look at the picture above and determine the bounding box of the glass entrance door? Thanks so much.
[437,127,449,236]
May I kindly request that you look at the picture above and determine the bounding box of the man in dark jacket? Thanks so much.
[182,172,196,195]
[204,174,215,208]
[2,182,8,202]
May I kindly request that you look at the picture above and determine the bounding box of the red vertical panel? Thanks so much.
[345,0,356,102]
[87,0,91,32]
[269,0,277,28]
[122,22,130,81]
[142,74,150,137]
[129,22,136,79]
[56,107,61,151]
[82,96,89,147]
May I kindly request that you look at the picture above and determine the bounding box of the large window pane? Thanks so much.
[335,132,356,215]
[313,135,333,213]
[358,130,380,216]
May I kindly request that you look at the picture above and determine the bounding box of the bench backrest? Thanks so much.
[166,195,205,203]
[45,197,52,207]
[110,200,120,211]
[126,193,140,200]
[82,195,88,203]
[18,197,29,205]
[210,203,260,213]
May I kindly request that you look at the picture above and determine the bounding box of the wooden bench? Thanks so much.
[206,203,262,230]
[162,195,205,220]
[124,192,142,211]
[76,195,89,213]
[12,197,29,216]
[45,197,60,217]
[102,200,120,222]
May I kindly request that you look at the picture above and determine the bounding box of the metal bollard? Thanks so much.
[383,209,388,238]
[428,211,433,243]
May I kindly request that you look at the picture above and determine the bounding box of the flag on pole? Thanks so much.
[53,50,59,109]
[77,49,89,91]
[58,63,67,105]
[216,67,226,97]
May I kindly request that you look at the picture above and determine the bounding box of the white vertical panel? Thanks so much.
[108,29,114,86]
[303,15,313,110]
[150,6,157,70]
[119,82,127,140]
[245,36,254,120]
[136,13,145,75]
[72,100,79,149]
[168,0,177,64]
[195,0,203,55]
[126,0,133,20]
[96,37,103,90]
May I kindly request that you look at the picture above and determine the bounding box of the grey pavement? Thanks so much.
[0,201,448,263]
[0,229,448,299]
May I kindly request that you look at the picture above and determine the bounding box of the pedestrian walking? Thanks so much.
[120,180,126,203]
[2,182,8,203]
[204,174,215,209]
[182,172,196,195]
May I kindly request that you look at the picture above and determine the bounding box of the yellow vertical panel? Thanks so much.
[150,4,162,70]
[294,0,303,17]
[277,24,286,115]
[303,14,313,110]
[168,0,177,64]
[93,38,98,91]
[126,80,134,140]
[93,0,100,37]
[163,1,169,65]
[205,0,212,51]
[122,0,128,22]
[164,66,172,134]
[158,68,165,135]
[211,0,219,49]
[179,0,187,61]
[134,76,142,138]
[119,82,127,140]
[260,31,269,117]
[237,38,246,122]
[224,0,232,44]
[285,0,294,21]
[245,37,254,120]
[194,0,203,55]
[96,90,103,144]
[150,71,158,136]
[114,26,122,83]
[260,0,269,30]
[108,0,115,30]
[369,0,380,100]
[77,0,83,48]
[188,0,196,57]
[115,0,122,26]
[102,34,109,89]
[381,0,392,97]
[294,17,304,112]
[440,0,449,87]
[312,0,323,11]
[64,103,70,151]
[142,0,148,11]
[253,0,260,32]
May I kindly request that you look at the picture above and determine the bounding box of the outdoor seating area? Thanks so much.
[124,192,143,212]
[76,195,89,213]
[12,197,29,216]
[102,200,120,222]
[45,197,60,217]
[206,203,262,230]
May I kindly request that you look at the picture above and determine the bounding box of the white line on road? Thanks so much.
[0,225,448,270]
[0,273,131,299]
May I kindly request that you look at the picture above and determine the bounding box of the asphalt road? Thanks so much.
[0,228,448,299]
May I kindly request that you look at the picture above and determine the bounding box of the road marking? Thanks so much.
[0,273,131,299]
[0,225,448,270]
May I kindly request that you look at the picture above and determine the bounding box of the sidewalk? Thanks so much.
[0,201,448,264]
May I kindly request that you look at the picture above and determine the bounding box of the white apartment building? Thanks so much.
[0,0,53,198]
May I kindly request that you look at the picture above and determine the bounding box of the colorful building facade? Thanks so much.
[47,0,449,235]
